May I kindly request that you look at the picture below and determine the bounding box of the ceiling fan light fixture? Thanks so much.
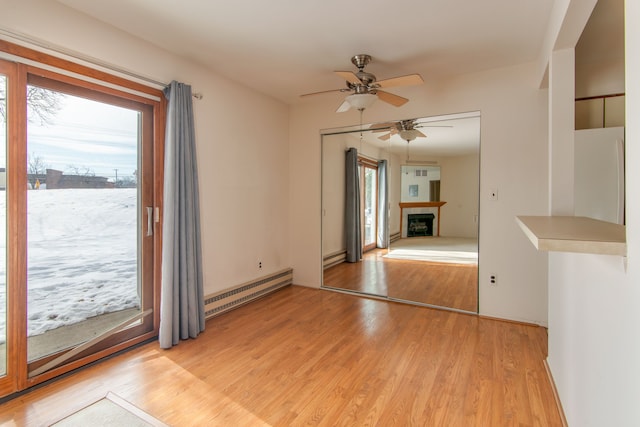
[345,93,377,111]
[399,129,421,142]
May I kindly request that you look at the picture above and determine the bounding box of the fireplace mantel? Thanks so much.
[399,202,447,237]
[399,202,447,209]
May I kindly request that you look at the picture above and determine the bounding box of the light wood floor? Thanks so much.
[324,249,478,312]
[0,286,562,426]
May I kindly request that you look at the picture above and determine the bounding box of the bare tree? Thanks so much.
[27,153,49,187]
[116,174,137,188]
[0,81,65,125]
[66,165,95,177]
[26,86,65,125]
[28,153,47,175]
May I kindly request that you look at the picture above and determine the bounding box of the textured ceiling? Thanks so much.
[56,0,555,105]
[53,0,622,157]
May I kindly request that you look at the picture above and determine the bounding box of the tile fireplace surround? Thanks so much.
[399,201,446,237]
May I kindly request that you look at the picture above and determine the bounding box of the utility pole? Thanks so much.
[114,168,118,186]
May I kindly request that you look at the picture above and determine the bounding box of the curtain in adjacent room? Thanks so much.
[159,81,205,349]
[345,147,362,262]
[377,159,389,248]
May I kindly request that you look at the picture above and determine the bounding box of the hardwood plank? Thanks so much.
[324,249,478,312]
[0,286,562,426]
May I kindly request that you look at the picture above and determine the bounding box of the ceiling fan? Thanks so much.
[300,54,424,112]
[371,118,452,142]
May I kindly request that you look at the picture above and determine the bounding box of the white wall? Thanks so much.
[440,154,479,238]
[388,151,402,235]
[290,60,550,325]
[575,60,625,98]
[0,0,291,296]
[395,157,478,239]
[545,1,640,425]
[574,0,625,98]
[400,166,440,202]
[321,134,347,257]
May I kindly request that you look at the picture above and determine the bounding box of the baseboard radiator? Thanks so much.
[204,268,292,319]
[390,231,401,243]
[323,250,346,270]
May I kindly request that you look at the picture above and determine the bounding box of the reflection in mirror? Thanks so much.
[401,165,441,202]
[321,112,480,313]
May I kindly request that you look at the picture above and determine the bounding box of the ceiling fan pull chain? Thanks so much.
[359,108,364,152]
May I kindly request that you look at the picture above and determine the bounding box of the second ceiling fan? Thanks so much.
[300,54,424,112]
[371,118,452,142]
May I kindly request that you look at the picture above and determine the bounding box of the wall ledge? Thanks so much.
[516,216,626,256]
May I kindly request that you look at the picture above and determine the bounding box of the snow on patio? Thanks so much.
[0,188,140,343]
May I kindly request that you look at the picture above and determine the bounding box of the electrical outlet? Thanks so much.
[489,189,498,201]
[490,274,498,286]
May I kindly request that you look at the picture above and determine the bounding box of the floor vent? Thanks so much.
[204,268,292,319]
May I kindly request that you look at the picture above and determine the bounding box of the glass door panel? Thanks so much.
[0,73,6,377]
[0,55,159,397]
[362,166,377,251]
[25,85,146,368]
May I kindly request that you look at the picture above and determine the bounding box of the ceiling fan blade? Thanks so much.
[376,90,409,107]
[335,71,363,85]
[415,130,427,138]
[376,74,424,88]
[300,88,346,97]
[369,122,396,132]
[378,133,392,141]
[415,123,454,128]
[336,100,352,113]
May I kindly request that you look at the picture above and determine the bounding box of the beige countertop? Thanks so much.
[516,216,626,256]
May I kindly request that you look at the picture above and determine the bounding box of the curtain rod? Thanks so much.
[0,27,203,99]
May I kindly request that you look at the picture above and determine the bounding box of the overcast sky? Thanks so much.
[1,86,139,180]
[27,93,139,179]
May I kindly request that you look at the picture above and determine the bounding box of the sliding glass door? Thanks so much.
[360,162,378,253]
[25,78,154,377]
[0,56,163,395]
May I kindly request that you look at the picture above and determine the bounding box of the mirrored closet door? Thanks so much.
[321,112,481,313]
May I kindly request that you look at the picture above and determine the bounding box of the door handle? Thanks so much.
[146,206,153,236]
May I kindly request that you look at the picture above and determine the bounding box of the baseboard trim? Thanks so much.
[478,314,545,328]
[204,268,292,319]
[323,250,346,270]
[544,359,568,427]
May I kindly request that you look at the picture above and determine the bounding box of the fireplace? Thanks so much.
[407,213,435,237]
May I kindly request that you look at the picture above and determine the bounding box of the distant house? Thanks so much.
[27,169,114,189]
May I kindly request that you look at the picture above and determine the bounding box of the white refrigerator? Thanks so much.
[574,126,625,224]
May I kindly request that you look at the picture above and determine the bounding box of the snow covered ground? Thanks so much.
[0,188,140,343]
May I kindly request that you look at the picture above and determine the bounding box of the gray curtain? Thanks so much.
[345,147,362,262]
[377,159,389,248]
[159,81,205,349]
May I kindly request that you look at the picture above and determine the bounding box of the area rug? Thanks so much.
[384,237,478,264]
[50,392,168,427]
